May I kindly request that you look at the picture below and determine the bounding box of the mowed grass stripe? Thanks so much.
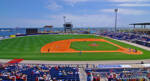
[71,41,119,51]
[0,34,150,61]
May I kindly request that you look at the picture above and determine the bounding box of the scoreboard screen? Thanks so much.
[26,28,38,35]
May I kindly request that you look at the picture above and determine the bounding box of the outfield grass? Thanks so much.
[71,41,119,51]
[0,34,150,61]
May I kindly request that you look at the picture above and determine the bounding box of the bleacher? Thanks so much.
[86,64,150,81]
[1,63,150,81]
[0,64,80,81]
[99,32,150,47]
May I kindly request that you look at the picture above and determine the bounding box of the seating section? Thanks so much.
[1,63,150,81]
[99,32,150,47]
[86,68,150,81]
[0,64,80,81]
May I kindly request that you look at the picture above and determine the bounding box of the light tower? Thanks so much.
[114,8,118,32]
[63,16,66,23]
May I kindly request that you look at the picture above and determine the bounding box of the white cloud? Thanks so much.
[63,0,96,6]
[0,19,51,27]
[47,2,62,10]
[1,13,147,28]
[63,0,89,4]
[101,9,116,13]
[47,14,115,27]
[63,0,150,3]
[107,0,150,2]
[118,3,150,7]
[100,8,149,15]
[0,14,114,27]
[62,0,150,7]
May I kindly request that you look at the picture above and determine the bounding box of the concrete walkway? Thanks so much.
[0,59,149,64]
[20,59,150,64]
[0,59,10,63]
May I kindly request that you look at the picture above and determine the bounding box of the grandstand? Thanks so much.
[1,63,150,81]
[1,26,150,81]
[0,64,80,81]
[1,29,150,81]
[1,25,150,81]
[1,0,150,80]
[98,31,150,47]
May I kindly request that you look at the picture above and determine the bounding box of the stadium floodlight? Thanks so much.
[63,16,66,23]
[114,8,118,32]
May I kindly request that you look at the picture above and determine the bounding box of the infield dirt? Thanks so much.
[41,38,142,55]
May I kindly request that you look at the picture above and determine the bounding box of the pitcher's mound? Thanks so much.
[89,43,99,46]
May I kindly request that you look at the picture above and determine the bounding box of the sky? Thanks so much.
[0,0,150,28]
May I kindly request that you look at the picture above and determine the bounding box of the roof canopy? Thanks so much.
[130,22,150,25]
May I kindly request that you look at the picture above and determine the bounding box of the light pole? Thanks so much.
[114,8,118,32]
[63,16,66,23]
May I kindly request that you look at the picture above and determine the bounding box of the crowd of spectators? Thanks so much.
[98,32,150,47]
[86,68,150,81]
[0,64,80,81]
[1,63,150,81]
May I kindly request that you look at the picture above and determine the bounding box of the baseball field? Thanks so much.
[0,34,150,61]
